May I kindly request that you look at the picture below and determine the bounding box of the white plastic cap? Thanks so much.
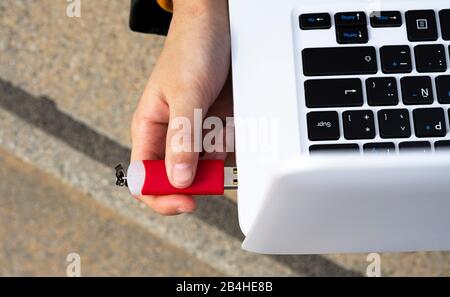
[127,161,145,196]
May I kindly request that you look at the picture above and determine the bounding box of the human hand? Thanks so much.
[131,0,232,215]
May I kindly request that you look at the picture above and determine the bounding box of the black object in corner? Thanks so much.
[129,0,172,35]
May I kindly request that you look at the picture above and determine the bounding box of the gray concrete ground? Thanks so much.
[0,147,219,277]
[0,0,449,276]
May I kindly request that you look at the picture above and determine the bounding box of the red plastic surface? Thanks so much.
[141,160,225,195]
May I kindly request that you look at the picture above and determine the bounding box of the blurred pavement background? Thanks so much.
[0,0,449,276]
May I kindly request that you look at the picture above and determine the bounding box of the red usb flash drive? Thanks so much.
[117,160,238,196]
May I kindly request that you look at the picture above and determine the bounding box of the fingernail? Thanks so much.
[171,163,193,187]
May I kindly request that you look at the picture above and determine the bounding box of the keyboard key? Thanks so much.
[378,109,411,138]
[405,10,438,42]
[363,143,395,154]
[302,47,378,76]
[304,79,363,108]
[310,144,360,154]
[380,46,412,74]
[335,12,367,27]
[435,140,450,151]
[413,108,447,138]
[414,44,447,73]
[366,77,399,106]
[401,76,434,105]
[336,27,368,44]
[439,10,450,40]
[343,110,376,140]
[436,76,450,104]
[370,11,402,27]
[399,141,431,153]
[307,112,340,141]
[300,13,332,30]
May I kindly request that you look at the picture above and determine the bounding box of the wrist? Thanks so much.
[172,0,228,21]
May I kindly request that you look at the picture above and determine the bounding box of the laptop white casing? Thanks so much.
[229,0,450,254]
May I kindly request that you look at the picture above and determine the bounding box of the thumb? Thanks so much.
[165,97,206,189]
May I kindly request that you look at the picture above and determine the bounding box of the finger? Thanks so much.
[165,93,207,189]
[140,194,196,216]
[131,87,169,161]
[131,88,197,215]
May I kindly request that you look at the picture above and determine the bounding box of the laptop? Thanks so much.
[229,0,450,254]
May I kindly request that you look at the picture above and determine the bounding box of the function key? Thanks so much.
[380,46,412,74]
[302,47,378,76]
[401,76,434,105]
[300,13,332,30]
[310,144,360,155]
[378,109,411,139]
[363,143,395,154]
[413,108,447,138]
[436,75,450,104]
[414,44,447,73]
[343,110,376,140]
[335,12,367,27]
[399,141,431,153]
[440,10,450,40]
[370,11,402,27]
[405,10,438,42]
[304,78,363,108]
[307,111,340,141]
[366,77,399,106]
[336,27,368,44]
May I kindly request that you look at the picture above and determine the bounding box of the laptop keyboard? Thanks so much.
[297,8,450,155]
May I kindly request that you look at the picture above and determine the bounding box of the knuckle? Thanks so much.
[170,81,213,109]
[131,112,147,136]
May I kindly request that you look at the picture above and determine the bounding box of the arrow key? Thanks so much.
[335,12,367,27]
[370,11,402,27]
[337,27,368,44]
[300,13,332,30]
